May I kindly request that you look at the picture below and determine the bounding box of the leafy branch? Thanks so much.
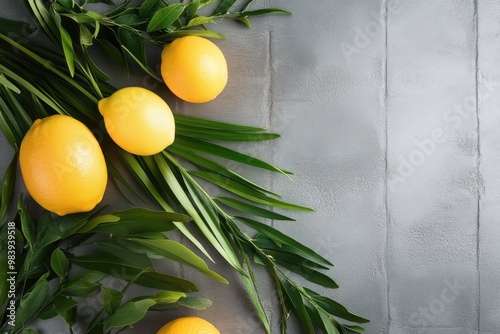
[0,190,218,333]
[0,1,369,333]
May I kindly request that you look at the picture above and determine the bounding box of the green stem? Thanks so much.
[0,33,99,103]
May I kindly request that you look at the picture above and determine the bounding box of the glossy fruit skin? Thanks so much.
[156,316,220,334]
[161,36,228,103]
[98,87,175,156]
[19,115,107,216]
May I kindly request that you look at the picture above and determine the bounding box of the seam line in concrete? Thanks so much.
[474,0,481,331]
[383,0,391,332]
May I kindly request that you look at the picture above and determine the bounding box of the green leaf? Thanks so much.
[55,212,92,238]
[174,136,290,174]
[174,114,267,131]
[139,0,160,19]
[187,16,216,27]
[150,290,186,304]
[69,252,198,292]
[118,151,213,261]
[18,197,36,248]
[191,172,311,211]
[304,288,370,324]
[67,270,107,285]
[237,218,332,267]
[80,25,93,46]
[86,0,114,4]
[0,74,20,94]
[114,14,144,26]
[121,45,162,81]
[304,303,341,334]
[54,296,78,327]
[153,155,242,271]
[343,324,366,333]
[213,0,237,16]
[118,28,147,65]
[97,39,128,73]
[176,124,280,141]
[277,260,339,289]
[280,280,315,334]
[237,16,252,28]
[51,248,69,278]
[185,0,201,22]
[80,208,189,234]
[216,197,294,221]
[104,299,156,330]
[147,4,185,32]
[241,8,292,17]
[60,13,98,24]
[15,274,49,328]
[168,146,279,197]
[102,287,123,314]
[52,13,75,77]
[62,281,101,297]
[154,29,226,40]
[35,212,62,249]
[56,0,73,10]
[131,238,228,283]
[0,154,17,223]
[177,296,212,310]
[0,237,8,309]
[63,270,106,296]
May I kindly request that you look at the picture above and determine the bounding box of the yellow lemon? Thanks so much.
[161,36,228,103]
[19,115,107,216]
[98,87,175,156]
[156,316,220,334]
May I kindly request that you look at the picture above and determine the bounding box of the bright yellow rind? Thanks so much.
[161,36,228,103]
[156,317,221,334]
[19,115,108,216]
[98,87,175,156]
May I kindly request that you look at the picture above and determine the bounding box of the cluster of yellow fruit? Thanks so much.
[19,36,227,216]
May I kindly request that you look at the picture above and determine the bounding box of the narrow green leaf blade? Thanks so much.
[304,288,370,324]
[132,238,228,283]
[238,218,332,266]
[216,197,294,221]
[191,172,312,211]
[104,299,156,330]
[174,136,290,174]
[53,14,75,76]
[102,287,123,314]
[213,0,237,15]
[280,280,315,334]
[139,0,160,18]
[174,114,266,131]
[176,296,212,310]
[118,28,147,65]
[0,74,20,94]
[18,196,36,249]
[241,8,292,17]
[0,154,17,223]
[147,4,184,32]
[154,29,226,40]
[69,252,197,292]
[54,296,78,328]
[15,275,49,328]
[82,208,189,234]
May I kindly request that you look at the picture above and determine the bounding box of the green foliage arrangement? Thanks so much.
[0,1,369,333]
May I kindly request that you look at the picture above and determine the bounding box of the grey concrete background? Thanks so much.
[2,0,500,333]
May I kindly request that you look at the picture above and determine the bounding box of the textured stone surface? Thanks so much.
[3,0,500,333]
